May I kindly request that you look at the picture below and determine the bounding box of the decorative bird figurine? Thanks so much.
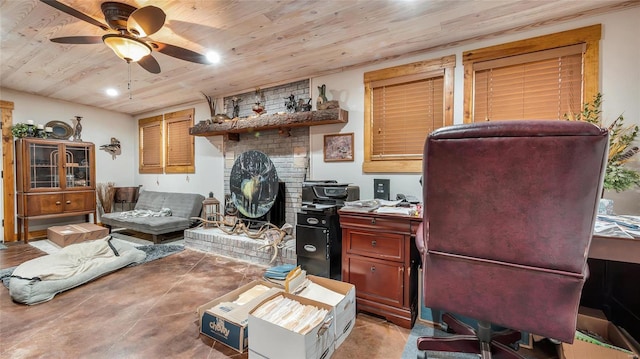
[100,137,121,159]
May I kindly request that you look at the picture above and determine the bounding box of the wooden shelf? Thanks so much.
[189,108,348,137]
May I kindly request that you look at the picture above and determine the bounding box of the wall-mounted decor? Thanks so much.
[324,133,354,162]
[100,137,121,159]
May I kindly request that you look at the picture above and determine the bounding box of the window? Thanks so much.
[463,25,601,123]
[164,109,195,173]
[138,108,195,174]
[364,55,455,173]
[139,115,163,174]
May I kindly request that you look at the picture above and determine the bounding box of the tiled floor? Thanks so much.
[0,241,559,358]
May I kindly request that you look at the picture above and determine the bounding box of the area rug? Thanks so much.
[1,240,184,289]
[401,322,537,359]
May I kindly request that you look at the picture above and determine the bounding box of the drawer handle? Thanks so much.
[370,266,376,272]
[371,218,376,225]
[371,240,377,247]
[55,201,61,205]
[304,244,317,252]
[66,200,71,204]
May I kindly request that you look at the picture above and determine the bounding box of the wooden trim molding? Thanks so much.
[1,100,16,241]
[363,55,455,173]
[462,24,601,123]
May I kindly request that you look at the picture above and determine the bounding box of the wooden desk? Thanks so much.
[589,235,640,264]
[339,210,421,329]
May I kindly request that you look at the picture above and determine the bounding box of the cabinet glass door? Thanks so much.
[28,142,60,189]
[65,144,92,188]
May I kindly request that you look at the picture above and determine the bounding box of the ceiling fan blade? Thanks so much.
[40,0,108,31]
[50,36,103,44]
[128,6,166,37]
[138,55,161,74]
[153,42,209,65]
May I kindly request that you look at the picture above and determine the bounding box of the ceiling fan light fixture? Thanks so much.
[103,34,151,62]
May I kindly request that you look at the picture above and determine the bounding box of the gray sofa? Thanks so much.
[101,190,205,243]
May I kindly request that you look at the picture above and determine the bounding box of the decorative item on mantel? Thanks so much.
[231,96,242,118]
[73,116,83,142]
[202,92,230,124]
[252,88,266,116]
[285,94,296,113]
[297,98,312,112]
[316,84,339,110]
[100,137,121,159]
[317,84,328,109]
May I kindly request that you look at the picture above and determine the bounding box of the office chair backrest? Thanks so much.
[420,120,608,343]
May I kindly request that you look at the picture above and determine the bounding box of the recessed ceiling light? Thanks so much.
[106,88,119,97]
[206,51,221,64]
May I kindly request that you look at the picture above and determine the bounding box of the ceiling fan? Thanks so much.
[40,0,210,74]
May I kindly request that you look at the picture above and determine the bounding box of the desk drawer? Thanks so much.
[339,214,411,234]
[345,229,403,261]
[346,256,403,307]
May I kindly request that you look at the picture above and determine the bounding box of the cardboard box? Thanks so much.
[248,292,335,359]
[561,307,639,359]
[198,280,282,353]
[293,275,356,349]
[47,223,109,247]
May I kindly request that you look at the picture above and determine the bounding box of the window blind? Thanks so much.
[371,76,444,159]
[164,109,195,173]
[139,116,163,174]
[473,45,584,121]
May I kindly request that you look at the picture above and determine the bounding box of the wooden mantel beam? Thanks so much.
[189,108,348,137]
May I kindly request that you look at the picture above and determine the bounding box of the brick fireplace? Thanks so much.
[185,80,313,265]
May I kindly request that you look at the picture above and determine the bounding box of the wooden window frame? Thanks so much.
[462,24,601,123]
[363,55,455,173]
[138,108,195,174]
[164,108,195,174]
[138,115,163,174]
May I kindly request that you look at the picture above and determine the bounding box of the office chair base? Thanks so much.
[416,314,526,359]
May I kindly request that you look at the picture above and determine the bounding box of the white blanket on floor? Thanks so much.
[12,237,119,281]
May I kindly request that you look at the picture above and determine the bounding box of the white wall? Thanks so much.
[0,88,136,230]
[1,88,137,186]
[133,101,225,204]
[310,8,640,213]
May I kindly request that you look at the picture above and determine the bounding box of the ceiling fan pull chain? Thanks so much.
[128,61,132,100]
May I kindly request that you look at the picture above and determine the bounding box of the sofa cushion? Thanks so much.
[135,191,204,220]
[101,191,205,236]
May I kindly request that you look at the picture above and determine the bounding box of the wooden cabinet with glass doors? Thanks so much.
[15,138,96,242]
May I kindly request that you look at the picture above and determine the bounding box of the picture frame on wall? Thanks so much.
[324,133,354,162]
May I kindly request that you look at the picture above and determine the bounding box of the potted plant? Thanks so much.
[11,123,29,138]
[566,93,640,194]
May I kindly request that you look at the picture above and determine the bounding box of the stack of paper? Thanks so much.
[208,284,279,324]
[252,295,329,335]
[264,264,297,280]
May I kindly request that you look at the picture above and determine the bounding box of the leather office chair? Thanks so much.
[416,120,609,358]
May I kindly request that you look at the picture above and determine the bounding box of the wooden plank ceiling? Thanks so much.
[0,0,638,116]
